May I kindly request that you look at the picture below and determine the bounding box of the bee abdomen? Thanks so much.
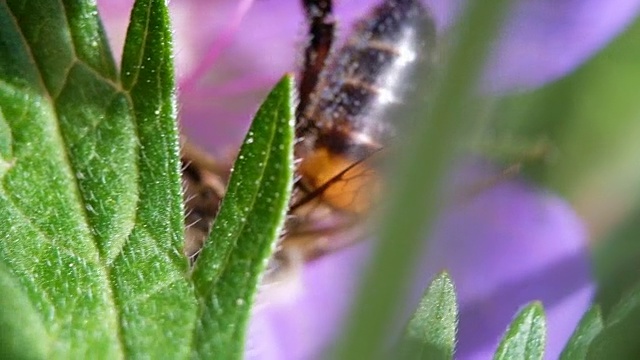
[354,0,428,43]
[303,0,435,152]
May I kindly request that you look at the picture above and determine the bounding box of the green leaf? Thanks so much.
[493,302,546,360]
[587,283,640,359]
[190,75,295,359]
[114,0,197,357]
[0,260,49,360]
[0,0,194,358]
[593,204,640,314]
[399,272,458,360]
[560,306,603,360]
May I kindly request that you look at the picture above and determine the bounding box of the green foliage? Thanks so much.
[587,284,640,359]
[0,0,193,357]
[190,75,294,358]
[0,0,294,358]
[3,0,640,358]
[493,302,546,360]
[593,204,640,314]
[112,0,196,357]
[560,306,603,360]
[399,272,458,360]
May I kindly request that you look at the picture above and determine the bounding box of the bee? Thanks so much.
[182,0,436,273]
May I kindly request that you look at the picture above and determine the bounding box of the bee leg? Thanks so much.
[454,162,522,203]
[181,140,228,262]
[180,138,229,176]
[455,138,554,204]
[297,0,335,121]
[260,200,362,282]
[280,216,364,262]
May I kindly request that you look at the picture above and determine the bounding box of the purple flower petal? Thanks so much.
[245,162,593,359]
[98,0,640,144]
[484,0,640,92]
[422,161,594,359]
[247,243,369,360]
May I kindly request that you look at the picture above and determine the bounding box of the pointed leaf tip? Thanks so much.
[191,74,295,358]
[494,301,546,360]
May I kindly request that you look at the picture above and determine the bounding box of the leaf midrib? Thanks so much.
[6,2,139,356]
[201,95,283,294]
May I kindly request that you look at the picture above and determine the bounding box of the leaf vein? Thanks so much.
[208,100,282,291]
[123,1,153,91]
[0,191,100,268]
[130,276,186,304]
[14,1,127,355]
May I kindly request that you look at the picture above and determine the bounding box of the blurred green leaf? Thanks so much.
[493,302,546,360]
[190,75,295,359]
[0,0,195,358]
[0,261,50,359]
[593,203,640,315]
[559,306,603,360]
[490,16,640,230]
[399,272,458,360]
[336,1,511,358]
[587,283,640,359]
